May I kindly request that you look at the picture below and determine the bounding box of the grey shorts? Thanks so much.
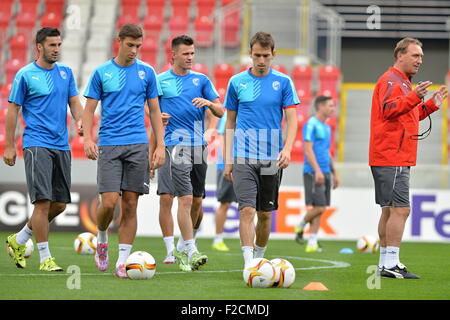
[371,166,410,207]
[216,169,236,203]
[23,147,71,204]
[97,143,150,195]
[232,158,283,212]
[303,172,331,207]
[157,145,207,198]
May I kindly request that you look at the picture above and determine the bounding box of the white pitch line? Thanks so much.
[0,256,350,277]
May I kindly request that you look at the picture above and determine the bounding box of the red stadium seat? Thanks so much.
[145,0,165,18]
[217,87,226,102]
[213,63,234,90]
[5,59,25,84]
[222,11,240,47]
[112,38,119,56]
[15,11,38,36]
[19,0,40,14]
[143,14,163,38]
[194,15,214,47]
[16,135,23,158]
[41,12,63,28]
[318,65,340,97]
[240,64,251,72]
[271,64,287,75]
[296,89,312,119]
[292,65,313,94]
[0,130,5,157]
[191,62,208,76]
[196,0,215,17]
[9,33,28,62]
[171,0,191,17]
[161,62,172,72]
[44,0,66,14]
[164,38,172,65]
[117,14,140,30]
[140,36,158,66]
[168,15,189,37]
[222,0,237,5]
[120,0,140,16]
[70,135,87,159]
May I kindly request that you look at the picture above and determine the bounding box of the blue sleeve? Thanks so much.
[303,120,315,142]
[83,70,102,100]
[8,72,27,106]
[202,76,219,101]
[224,80,238,111]
[68,68,79,98]
[146,68,162,99]
[282,78,300,108]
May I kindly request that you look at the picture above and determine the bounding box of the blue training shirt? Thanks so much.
[224,68,299,160]
[8,61,79,150]
[84,58,161,146]
[158,69,219,146]
[303,116,331,174]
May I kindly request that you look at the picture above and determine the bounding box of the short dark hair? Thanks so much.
[118,23,143,40]
[314,95,333,111]
[394,37,422,60]
[171,35,194,50]
[250,31,275,52]
[36,27,60,45]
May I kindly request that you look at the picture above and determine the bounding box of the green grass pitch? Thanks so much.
[0,231,449,300]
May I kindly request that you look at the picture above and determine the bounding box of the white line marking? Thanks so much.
[0,256,350,277]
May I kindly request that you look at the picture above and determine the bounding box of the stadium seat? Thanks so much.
[0,130,5,157]
[120,0,141,17]
[168,15,189,38]
[296,89,312,118]
[140,36,158,66]
[217,87,226,102]
[318,65,340,97]
[5,59,25,84]
[164,38,172,65]
[112,38,119,56]
[145,0,165,18]
[143,14,163,38]
[171,0,191,17]
[15,11,38,36]
[16,135,23,158]
[222,11,240,47]
[292,65,313,94]
[191,62,208,76]
[194,15,214,47]
[271,64,288,75]
[213,63,234,90]
[161,62,172,72]
[0,0,14,41]
[44,0,66,14]
[9,33,28,62]
[70,135,87,159]
[41,12,63,28]
[196,0,215,17]
[117,14,140,30]
[19,0,40,14]
[240,64,251,72]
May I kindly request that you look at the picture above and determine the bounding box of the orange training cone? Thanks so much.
[302,282,329,291]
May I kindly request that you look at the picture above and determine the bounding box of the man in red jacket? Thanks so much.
[369,37,447,279]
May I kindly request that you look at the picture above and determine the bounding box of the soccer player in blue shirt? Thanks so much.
[82,24,165,278]
[294,96,339,252]
[4,27,83,272]
[223,32,299,266]
[154,35,223,271]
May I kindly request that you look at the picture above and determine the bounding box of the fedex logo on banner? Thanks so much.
[412,194,450,239]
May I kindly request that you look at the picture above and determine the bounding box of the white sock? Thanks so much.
[16,224,33,245]
[37,242,52,263]
[116,244,132,267]
[298,219,307,230]
[163,236,175,256]
[308,233,318,247]
[213,233,224,245]
[176,234,185,252]
[379,247,386,268]
[254,245,266,258]
[97,229,108,244]
[384,246,400,269]
[185,239,198,260]
[242,246,254,266]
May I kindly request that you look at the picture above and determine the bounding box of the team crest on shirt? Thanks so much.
[138,70,146,80]
[272,81,280,91]
[192,78,200,86]
[60,70,67,80]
